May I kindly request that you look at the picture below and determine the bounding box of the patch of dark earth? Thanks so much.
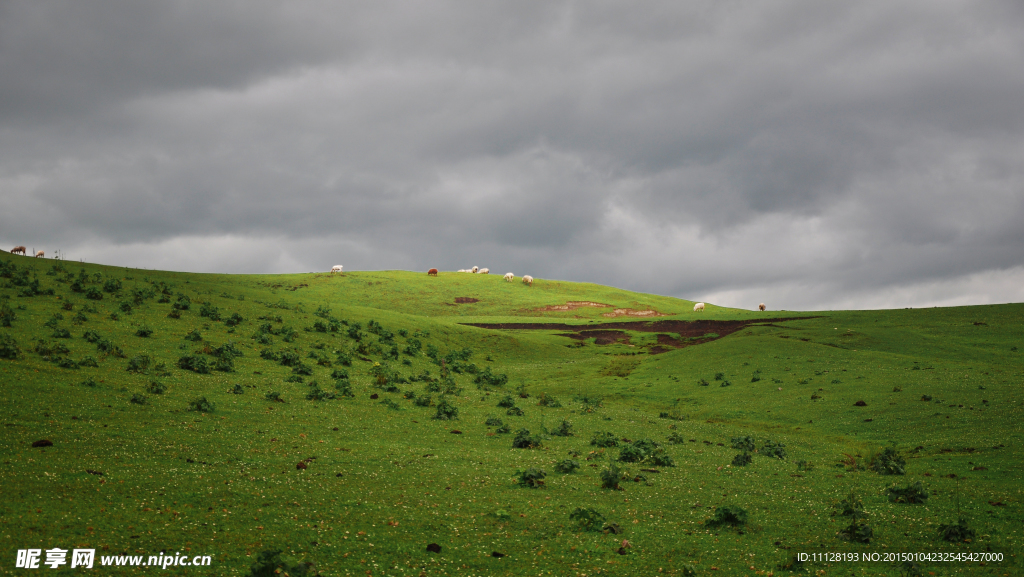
[462,318,817,354]
[454,297,480,304]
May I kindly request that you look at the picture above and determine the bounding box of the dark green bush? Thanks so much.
[188,396,215,412]
[172,295,190,310]
[306,383,336,401]
[413,394,433,407]
[335,350,352,366]
[618,445,647,463]
[837,490,865,517]
[473,367,509,388]
[0,301,17,327]
[554,459,580,474]
[284,375,304,383]
[937,518,976,543]
[79,378,99,388]
[135,326,153,338]
[667,432,687,444]
[600,463,624,490]
[246,548,316,577]
[199,303,221,320]
[496,424,511,434]
[433,398,459,420]
[505,406,524,416]
[103,278,122,293]
[126,354,151,373]
[79,356,98,367]
[840,521,873,543]
[569,507,605,531]
[214,356,235,372]
[871,447,906,475]
[551,419,574,437]
[761,440,787,460]
[697,378,709,386]
[118,301,132,313]
[291,362,313,376]
[887,482,928,504]
[265,391,282,402]
[55,357,79,369]
[212,341,244,358]
[334,381,354,397]
[714,372,725,381]
[184,329,203,342]
[230,384,244,395]
[731,436,756,452]
[130,393,148,405]
[591,431,619,448]
[516,467,546,488]
[147,381,167,394]
[706,505,748,527]
[497,395,516,408]
[85,287,103,300]
[330,369,349,380]
[732,452,752,467]
[259,348,280,361]
[648,449,676,467]
[512,429,542,449]
[485,416,503,427]
[225,313,244,327]
[537,393,562,407]
[178,354,211,374]
[51,328,72,339]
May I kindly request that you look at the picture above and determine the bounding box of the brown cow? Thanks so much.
[10,246,26,255]
[427,268,438,276]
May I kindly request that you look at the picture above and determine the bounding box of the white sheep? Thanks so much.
[331,265,343,273]
[478,268,489,274]
[693,302,705,312]
[522,275,533,286]
[759,303,766,311]
[34,250,44,258]
[503,272,514,282]
[471,266,479,273]
[457,269,468,273]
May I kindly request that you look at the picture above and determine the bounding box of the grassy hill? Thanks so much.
[0,252,1020,575]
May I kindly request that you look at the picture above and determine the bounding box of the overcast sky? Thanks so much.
[2,1,1023,311]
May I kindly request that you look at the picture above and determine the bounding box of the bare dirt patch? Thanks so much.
[601,308,665,318]
[558,330,632,345]
[536,301,611,312]
[454,297,480,304]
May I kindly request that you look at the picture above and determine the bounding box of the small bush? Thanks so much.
[79,378,99,388]
[554,459,580,474]
[147,381,167,394]
[130,393,148,405]
[516,467,546,488]
[484,416,503,427]
[761,440,787,460]
[307,383,336,401]
[172,295,191,310]
[184,329,203,342]
[648,449,676,467]
[265,391,282,402]
[497,395,516,408]
[199,303,221,320]
[334,381,354,397]
[551,419,574,437]
[706,505,748,527]
[231,383,244,395]
[284,375,304,383]
[618,444,647,463]
[79,356,98,367]
[871,447,906,475]
[51,328,72,339]
[178,354,211,374]
[714,372,725,381]
[732,452,752,467]
[719,380,732,387]
[119,301,132,314]
[413,394,433,407]
[512,429,542,449]
[839,521,873,544]
[85,287,103,301]
[731,436,756,452]
[214,356,235,373]
[569,507,605,531]
[188,396,215,413]
[536,393,562,407]
[505,406,524,416]
[135,326,153,338]
[246,548,316,577]
[591,431,619,448]
[103,278,122,293]
[837,490,865,517]
[225,313,244,327]
[126,354,151,373]
[330,369,349,380]
[291,362,313,376]
[0,301,16,327]
[600,463,624,490]
[667,432,687,444]
[887,482,928,504]
[697,378,709,386]
[433,398,459,420]
[937,518,976,543]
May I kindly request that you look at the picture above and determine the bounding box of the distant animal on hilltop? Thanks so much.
[504,272,514,282]
[34,250,44,258]
[478,268,489,274]
[10,246,26,255]
[694,302,705,312]
[457,269,469,273]
[759,303,766,311]
[522,275,533,286]
[331,265,343,273]
[427,268,438,276]
[471,266,479,273]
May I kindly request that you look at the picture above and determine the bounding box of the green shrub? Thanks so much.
[551,419,574,437]
[79,356,98,367]
[697,378,709,386]
[147,381,167,394]
[265,391,282,402]
[225,313,244,327]
[837,490,865,517]
[126,354,151,373]
[600,463,624,490]
[184,329,203,342]
[412,394,432,407]
[51,328,72,339]
[484,416,503,427]
[512,429,542,449]
[839,521,873,543]
[618,444,647,463]
[473,366,509,388]
[212,341,244,358]
[537,393,562,407]
[591,431,619,448]
[0,301,16,327]
[284,375,304,383]
[178,354,211,374]
[379,397,401,410]
[761,440,787,460]
[291,362,313,376]
[85,287,103,300]
[188,396,215,412]
[667,432,687,444]
[118,301,132,314]
[130,393,148,405]
[330,369,349,380]
[103,278,122,293]
[214,356,235,372]
[245,548,316,577]
[79,378,99,388]
[505,406,524,416]
[306,383,336,401]
[732,452,752,467]
[496,423,511,434]
[335,350,352,366]
[554,459,580,474]
[134,326,153,338]
[172,295,190,310]
[887,482,928,504]
[714,372,725,381]
[648,449,676,467]
[516,467,546,488]
[719,380,732,387]
[731,436,756,451]
[569,507,605,531]
[937,518,976,543]
[871,447,906,475]
[231,383,244,395]
[706,505,748,527]
[199,303,221,320]
[433,398,459,420]
[334,381,354,397]
[497,395,516,408]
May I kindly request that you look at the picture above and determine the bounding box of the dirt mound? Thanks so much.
[558,330,631,345]
[601,308,664,318]
[537,301,611,312]
[454,297,479,304]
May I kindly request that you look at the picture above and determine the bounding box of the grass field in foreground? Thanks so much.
[0,252,1021,576]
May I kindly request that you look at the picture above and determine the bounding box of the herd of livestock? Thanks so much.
[4,247,765,311]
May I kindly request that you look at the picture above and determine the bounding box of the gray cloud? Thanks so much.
[2,0,1023,310]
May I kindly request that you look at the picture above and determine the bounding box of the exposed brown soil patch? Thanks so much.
[463,317,815,352]
[536,301,611,312]
[454,297,479,304]
[601,308,665,318]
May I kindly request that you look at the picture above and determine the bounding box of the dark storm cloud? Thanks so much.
[2,0,1023,309]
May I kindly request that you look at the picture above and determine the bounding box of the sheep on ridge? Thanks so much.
[471,266,479,273]
[478,268,489,274]
[693,302,705,312]
[427,268,438,276]
[10,246,26,255]
[34,250,44,258]
[503,272,514,282]
[522,275,533,286]
[331,265,343,273]
[758,303,766,311]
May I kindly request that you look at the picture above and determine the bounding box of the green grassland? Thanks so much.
[0,253,1021,576]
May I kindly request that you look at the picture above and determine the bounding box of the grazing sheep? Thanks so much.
[478,268,489,274]
[693,302,705,312]
[427,268,438,276]
[522,275,533,286]
[34,250,44,258]
[10,246,26,255]
[457,269,468,273]
[504,272,514,282]
[331,265,343,273]
[759,303,766,311]
[471,266,479,273]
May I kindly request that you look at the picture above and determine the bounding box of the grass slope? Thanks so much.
[0,254,1021,576]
